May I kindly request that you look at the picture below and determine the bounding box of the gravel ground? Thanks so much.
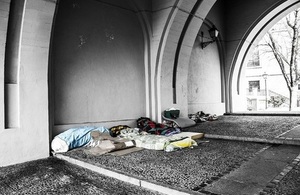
[65,139,267,192]
[2,116,300,194]
[185,115,300,139]
[63,115,300,193]
[0,157,162,195]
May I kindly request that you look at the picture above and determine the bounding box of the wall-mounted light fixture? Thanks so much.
[201,26,219,49]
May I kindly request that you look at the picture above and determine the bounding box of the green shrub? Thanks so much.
[268,96,286,107]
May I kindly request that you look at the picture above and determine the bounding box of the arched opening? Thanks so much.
[230,0,300,113]
[157,0,217,120]
[49,0,147,137]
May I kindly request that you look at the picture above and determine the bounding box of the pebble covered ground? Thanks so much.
[0,157,162,195]
[65,139,267,192]
[2,115,300,194]
[64,115,300,193]
[185,115,300,139]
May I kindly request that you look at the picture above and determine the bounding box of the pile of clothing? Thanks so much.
[51,117,199,155]
[188,111,218,123]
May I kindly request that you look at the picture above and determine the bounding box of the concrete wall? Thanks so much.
[51,0,146,135]
[0,0,56,167]
[188,40,224,115]
[187,1,225,115]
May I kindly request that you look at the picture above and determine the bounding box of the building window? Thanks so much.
[249,80,260,92]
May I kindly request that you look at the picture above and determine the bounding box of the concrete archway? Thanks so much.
[49,0,147,136]
[153,0,217,121]
[229,0,300,113]
[0,0,57,166]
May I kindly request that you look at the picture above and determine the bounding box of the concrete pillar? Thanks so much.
[0,0,11,130]
[0,0,57,167]
[4,0,25,128]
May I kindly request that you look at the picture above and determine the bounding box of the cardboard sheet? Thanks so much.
[172,132,204,140]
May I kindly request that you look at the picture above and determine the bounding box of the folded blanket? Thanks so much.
[134,135,170,150]
[134,133,198,151]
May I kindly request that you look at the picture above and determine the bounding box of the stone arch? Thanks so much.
[155,0,217,120]
[0,0,57,166]
[129,1,152,118]
[50,0,147,136]
[229,0,300,113]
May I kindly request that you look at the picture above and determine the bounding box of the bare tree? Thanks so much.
[260,9,300,111]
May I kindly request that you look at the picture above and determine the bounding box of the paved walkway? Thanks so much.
[204,145,300,195]
[277,125,300,140]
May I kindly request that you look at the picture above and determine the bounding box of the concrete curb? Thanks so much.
[204,134,300,146]
[53,153,203,195]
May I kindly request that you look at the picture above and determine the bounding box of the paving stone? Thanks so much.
[203,145,300,195]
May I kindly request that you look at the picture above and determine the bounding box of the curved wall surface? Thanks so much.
[1,0,299,167]
[0,0,56,167]
[223,0,300,112]
[187,0,225,116]
[154,0,217,120]
[51,0,146,130]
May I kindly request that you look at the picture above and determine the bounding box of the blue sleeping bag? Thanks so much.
[56,126,109,150]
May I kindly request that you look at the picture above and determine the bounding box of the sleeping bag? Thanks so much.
[51,126,109,153]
